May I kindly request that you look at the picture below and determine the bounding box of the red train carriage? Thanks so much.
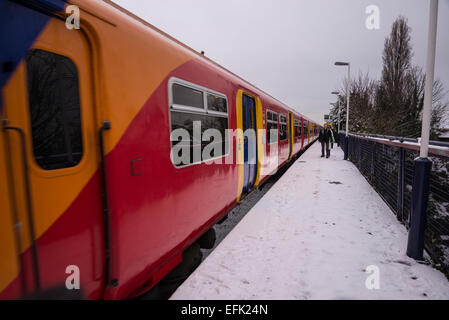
[0,0,319,299]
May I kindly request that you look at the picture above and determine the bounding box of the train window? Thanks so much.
[266,110,278,144]
[172,83,204,110]
[169,79,229,167]
[207,93,227,113]
[294,119,301,137]
[279,115,287,141]
[203,115,228,160]
[26,49,83,170]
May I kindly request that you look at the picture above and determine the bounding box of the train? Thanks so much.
[0,0,320,299]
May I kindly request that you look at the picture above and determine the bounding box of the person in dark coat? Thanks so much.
[318,124,332,158]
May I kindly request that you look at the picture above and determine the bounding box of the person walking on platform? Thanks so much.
[318,124,332,158]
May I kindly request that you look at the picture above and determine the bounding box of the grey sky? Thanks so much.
[113,0,449,124]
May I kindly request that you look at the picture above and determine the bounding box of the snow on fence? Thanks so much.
[338,132,449,278]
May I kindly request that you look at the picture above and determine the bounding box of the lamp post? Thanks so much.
[407,0,439,260]
[335,61,350,159]
[329,102,337,127]
[331,91,340,145]
[330,101,340,147]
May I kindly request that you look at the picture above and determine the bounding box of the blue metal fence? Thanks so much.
[339,132,449,277]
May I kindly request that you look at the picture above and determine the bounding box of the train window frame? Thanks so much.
[266,109,278,145]
[279,114,287,141]
[206,92,228,115]
[294,119,301,138]
[171,83,205,112]
[168,77,230,168]
[25,49,84,171]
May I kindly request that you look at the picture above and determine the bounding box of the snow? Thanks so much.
[439,132,449,139]
[202,180,275,261]
[171,142,449,300]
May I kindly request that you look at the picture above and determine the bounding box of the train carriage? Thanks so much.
[0,0,319,299]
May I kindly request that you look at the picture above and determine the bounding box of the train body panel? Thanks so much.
[0,0,320,299]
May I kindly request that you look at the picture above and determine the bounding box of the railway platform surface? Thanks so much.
[171,142,449,299]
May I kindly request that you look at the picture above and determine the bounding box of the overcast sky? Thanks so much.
[113,0,449,124]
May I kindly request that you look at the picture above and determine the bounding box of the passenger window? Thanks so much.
[207,93,227,113]
[170,80,229,167]
[26,49,83,170]
[266,110,278,144]
[279,115,287,141]
[172,83,204,109]
[294,119,300,137]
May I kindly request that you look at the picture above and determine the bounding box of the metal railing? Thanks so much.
[338,132,449,277]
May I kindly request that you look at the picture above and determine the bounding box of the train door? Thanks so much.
[288,113,293,159]
[1,17,105,299]
[242,94,257,194]
[301,118,307,148]
[307,121,310,145]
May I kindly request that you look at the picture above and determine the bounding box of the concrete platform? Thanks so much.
[171,142,449,300]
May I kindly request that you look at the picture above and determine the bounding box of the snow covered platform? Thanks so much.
[171,142,449,300]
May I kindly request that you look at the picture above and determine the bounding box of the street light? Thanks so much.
[335,61,350,159]
[329,103,336,125]
[407,0,439,261]
[331,92,341,147]
[331,91,340,134]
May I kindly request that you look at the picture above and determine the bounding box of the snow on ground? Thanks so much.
[171,142,449,300]
[201,180,275,261]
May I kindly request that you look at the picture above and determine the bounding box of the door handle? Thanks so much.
[2,119,41,292]
[99,120,118,288]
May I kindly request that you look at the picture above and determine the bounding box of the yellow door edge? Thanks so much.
[236,90,244,202]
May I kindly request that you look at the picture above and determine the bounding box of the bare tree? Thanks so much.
[430,79,449,139]
[332,16,448,138]
[375,16,413,135]
[348,73,376,133]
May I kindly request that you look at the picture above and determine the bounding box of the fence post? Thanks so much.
[358,138,362,167]
[397,148,405,221]
[406,157,432,260]
[344,136,349,160]
[371,142,375,178]
[407,0,438,261]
